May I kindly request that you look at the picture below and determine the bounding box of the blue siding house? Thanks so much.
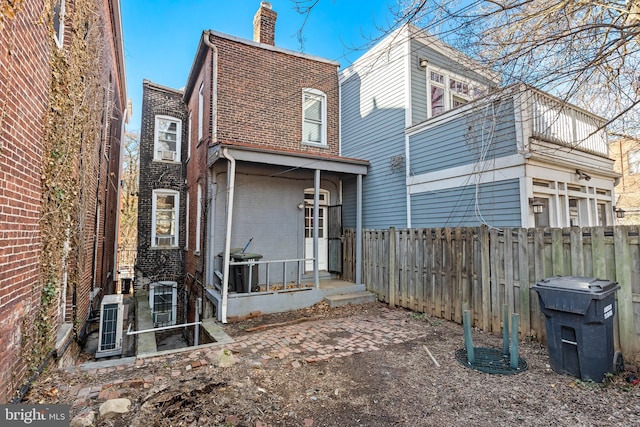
[341,25,620,229]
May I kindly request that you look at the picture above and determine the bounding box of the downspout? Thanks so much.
[220,148,236,324]
[203,32,219,302]
[113,114,127,286]
[313,169,320,287]
[356,174,363,286]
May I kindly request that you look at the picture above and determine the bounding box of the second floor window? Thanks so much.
[152,190,179,248]
[427,68,480,118]
[302,89,327,146]
[430,72,446,117]
[629,150,640,174]
[154,116,181,162]
[198,83,204,141]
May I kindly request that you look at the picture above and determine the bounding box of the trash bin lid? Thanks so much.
[230,252,263,260]
[534,276,618,294]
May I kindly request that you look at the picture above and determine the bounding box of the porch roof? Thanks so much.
[208,141,369,175]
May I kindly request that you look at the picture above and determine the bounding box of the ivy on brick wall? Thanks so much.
[25,0,108,370]
[0,0,26,31]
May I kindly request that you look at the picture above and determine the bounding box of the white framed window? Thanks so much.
[185,191,190,251]
[629,150,640,174]
[152,190,179,247]
[154,115,181,162]
[149,281,177,327]
[426,66,479,118]
[187,111,192,160]
[195,184,202,254]
[198,83,204,141]
[302,89,327,146]
[429,71,446,117]
[53,0,65,48]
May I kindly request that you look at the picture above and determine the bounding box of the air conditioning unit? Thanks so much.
[156,236,173,246]
[160,150,176,161]
[96,294,124,358]
[154,311,172,325]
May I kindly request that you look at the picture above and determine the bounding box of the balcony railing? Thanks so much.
[212,257,317,295]
[529,90,608,157]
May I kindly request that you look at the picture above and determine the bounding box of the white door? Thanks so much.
[304,190,328,271]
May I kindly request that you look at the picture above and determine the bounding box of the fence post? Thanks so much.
[614,226,634,359]
[389,227,396,308]
[480,225,490,332]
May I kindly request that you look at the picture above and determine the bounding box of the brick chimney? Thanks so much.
[253,2,277,45]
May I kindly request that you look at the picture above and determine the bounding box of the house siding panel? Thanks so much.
[410,179,522,227]
[409,98,518,176]
[341,41,408,228]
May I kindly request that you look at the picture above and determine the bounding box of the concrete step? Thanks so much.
[324,291,377,308]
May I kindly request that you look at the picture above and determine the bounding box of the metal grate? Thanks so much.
[455,347,528,375]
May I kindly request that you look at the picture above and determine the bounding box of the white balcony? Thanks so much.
[527,88,608,157]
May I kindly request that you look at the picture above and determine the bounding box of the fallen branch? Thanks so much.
[423,345,440,367]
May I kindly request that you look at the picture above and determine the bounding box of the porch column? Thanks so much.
[356,173,363,286]
[314,169,320,287]
[221,149,236,323]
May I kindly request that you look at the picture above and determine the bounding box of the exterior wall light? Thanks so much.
[614,206,625,219]
[576,169,591,181]
[529,198,544,214]
[297,202,305,210]
[419,57,428,69]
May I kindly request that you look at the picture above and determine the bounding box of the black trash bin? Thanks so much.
[532,276,620,382]
[230,252,263,293]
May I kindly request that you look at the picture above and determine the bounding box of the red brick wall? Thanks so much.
[211,33,340,156]
[184,59,210,338]
[178,34,341,329]
[0,0,51,403]
[0,0,127,403]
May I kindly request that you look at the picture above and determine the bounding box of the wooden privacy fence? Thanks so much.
[343,226,640,362]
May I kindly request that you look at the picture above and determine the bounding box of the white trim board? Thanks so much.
[407,154,525,194]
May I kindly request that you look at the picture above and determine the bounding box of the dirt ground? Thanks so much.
[25,302,640,426]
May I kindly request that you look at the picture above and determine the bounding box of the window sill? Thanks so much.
[301,141,328,149]
[151,246,180,250]
[152,158,181,164]
[194,251,201,257]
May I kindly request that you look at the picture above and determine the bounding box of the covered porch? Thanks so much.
[204,142,369,323]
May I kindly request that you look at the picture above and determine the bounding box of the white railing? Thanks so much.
[213,257,316,295]
[529,90,608,157]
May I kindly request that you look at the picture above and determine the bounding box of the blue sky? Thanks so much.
[120,0,398,131]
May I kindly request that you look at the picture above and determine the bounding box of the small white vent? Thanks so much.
[160,150,176,161]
